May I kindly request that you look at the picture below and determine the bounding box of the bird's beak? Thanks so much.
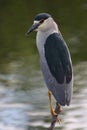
[26,22,40,35]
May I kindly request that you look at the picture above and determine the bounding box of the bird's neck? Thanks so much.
[36,21,60,58]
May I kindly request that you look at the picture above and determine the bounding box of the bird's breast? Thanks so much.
[36,31,48,54]
[36,30,58,56]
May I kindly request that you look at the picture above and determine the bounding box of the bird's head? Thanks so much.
[26,13,55,35]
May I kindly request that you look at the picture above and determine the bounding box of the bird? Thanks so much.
[26,13,73,120]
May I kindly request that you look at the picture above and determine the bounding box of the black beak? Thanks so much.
[25,23,40,36]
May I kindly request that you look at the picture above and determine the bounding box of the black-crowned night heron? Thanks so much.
[26,13,73,120]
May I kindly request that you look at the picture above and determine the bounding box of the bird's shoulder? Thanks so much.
[45,33,67,51]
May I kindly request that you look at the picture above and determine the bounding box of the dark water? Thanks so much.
[0,1,87,130]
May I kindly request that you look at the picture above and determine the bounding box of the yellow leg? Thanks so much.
[48,90,57,116]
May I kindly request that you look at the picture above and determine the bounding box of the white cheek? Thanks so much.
[38,21,48,31]
[38,24,44,29]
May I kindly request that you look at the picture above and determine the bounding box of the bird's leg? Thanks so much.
[48,90,57,116]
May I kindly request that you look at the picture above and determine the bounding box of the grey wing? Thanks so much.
[44,33,73,105]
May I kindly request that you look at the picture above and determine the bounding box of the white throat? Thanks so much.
[36,18,59,56]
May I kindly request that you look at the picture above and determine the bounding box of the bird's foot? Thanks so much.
[51,104,62,117]
[48,90,62,125]
[51,107,61,124]
[50,108,57,116]
[51,109,61,124]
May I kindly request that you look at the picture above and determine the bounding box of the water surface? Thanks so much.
[0,61,87,130]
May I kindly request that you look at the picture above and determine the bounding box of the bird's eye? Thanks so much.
[40,19,44,24]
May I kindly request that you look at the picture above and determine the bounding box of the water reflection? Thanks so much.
[0,60,87,130]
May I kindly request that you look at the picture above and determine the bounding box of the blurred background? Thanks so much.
[0,0,87,130]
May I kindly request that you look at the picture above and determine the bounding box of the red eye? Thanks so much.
[40,19,44,24]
